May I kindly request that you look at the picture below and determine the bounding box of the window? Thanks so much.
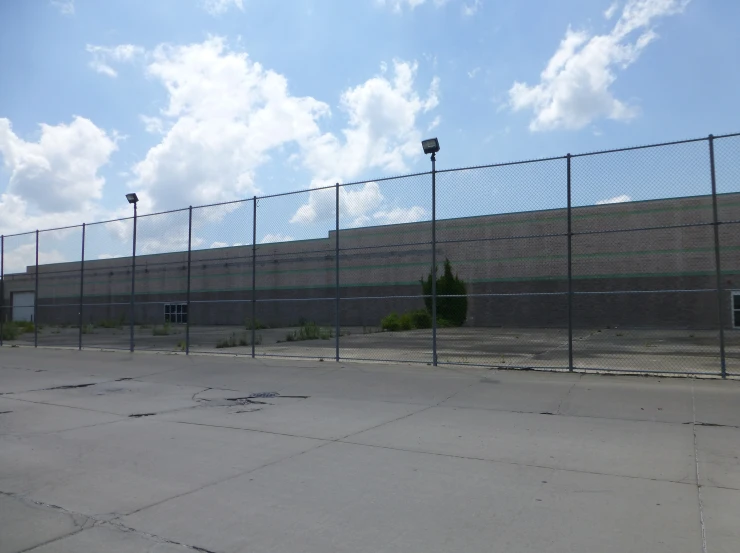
[733,292,740,329]
[164,303,188,324]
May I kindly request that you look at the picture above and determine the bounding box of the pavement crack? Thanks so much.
[555,374,580,415]
[1,490,220,553]
[192,387,212,401]
[128,413,156,418]
[43,383,97,390]
[691,383,708,553]
[683,421,740,429]
[109,520,221,553]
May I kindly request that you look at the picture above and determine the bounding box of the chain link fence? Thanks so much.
[1,133,739,377]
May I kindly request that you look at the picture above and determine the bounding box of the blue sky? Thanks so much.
[0,0,739,269]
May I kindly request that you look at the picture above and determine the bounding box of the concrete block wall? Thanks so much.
[3,193,740,330]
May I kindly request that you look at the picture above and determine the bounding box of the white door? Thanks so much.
[12,292,35,322]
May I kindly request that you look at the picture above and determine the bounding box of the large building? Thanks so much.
[2,192,739,331]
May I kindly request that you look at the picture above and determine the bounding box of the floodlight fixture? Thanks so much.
[126,193,139,204]
[422,137,440,155]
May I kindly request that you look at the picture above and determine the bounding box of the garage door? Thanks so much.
[12,292,35,322]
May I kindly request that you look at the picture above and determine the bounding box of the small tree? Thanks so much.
[421,258,468,326]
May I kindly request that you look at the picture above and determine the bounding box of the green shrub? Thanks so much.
[410,309,432,329]
[216,332,260,348]
[152,322,172,336]
[285,321,333,342]
[13,321,35,334]
[97,315,126,329]
[421,258,468,327]
[381,312,401,331]
[380,309,433,332]
[81,323,94,335]
[436,317,456,328]
[1,322,20,341]
[398,312,414,331]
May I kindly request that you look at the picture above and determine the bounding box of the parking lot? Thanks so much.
[1,347,739,552]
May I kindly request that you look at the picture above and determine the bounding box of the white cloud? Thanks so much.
[293,60,438,225]
[605,1,620,19]
[131,37,330,210]
[98,254,122,260]
[597,194,631,204]
[462,0,482,16]
[210,241,228,248]
[2,243,67,274]
[467,67,480,78]
[140,115,164,135]
[86,44,145,78]
[508,0,690,131]
[261,233,295,244]
[376,0,449,12]
[0,117,118,235]
[50,0,74,15]
[201,0,244,15]
[373,206,429,224]
[428,115,441,131]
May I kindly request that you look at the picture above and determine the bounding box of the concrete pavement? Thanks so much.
[1,348,738,552]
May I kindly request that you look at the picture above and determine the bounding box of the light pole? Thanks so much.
[422,138,440,366]
[126,193,139,353]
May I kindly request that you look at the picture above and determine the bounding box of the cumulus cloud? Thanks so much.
[201,0,244,15]
[0,117,118,236]
[293,60,438,225]
[131,37,330,210]
[2,243,67,274]
[128,39,435,229]
[508,0,690,131]
[604,1,620,19]
[596,194,632,204]
[86,44,145,78]
[261,233,295,244]
[373,206,429,224]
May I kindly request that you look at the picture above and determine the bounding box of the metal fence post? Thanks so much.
[34,230,39,347]
[78,224,85,351]
[709,135,727,378]
[0,235,4,347]
[186,207,192,355]
[130,206,137,353]
[567,154,574,372]
[431,153,438,366]
[251,196,257,358]
[335,183,340,362]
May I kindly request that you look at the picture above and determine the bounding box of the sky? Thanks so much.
[0,0,739,270]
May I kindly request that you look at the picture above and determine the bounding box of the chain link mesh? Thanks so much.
[36,227,83,348]
[715,134,740,375]
[254,190,335,361]
[436,158,568,369]
[1,232,37,346]
[80,220,134,350]
[338,174,432,363]
[571,140,719,374]
[189,200,253,355]
[134,209,190,352]
[1,134,739,376]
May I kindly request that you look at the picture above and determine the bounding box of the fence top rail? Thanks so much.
[2,229,37,239]
[1,131,738,237]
